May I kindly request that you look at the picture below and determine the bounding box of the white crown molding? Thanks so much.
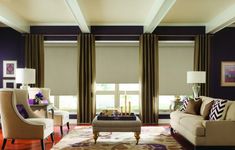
[206,3,235,33]
[65,0,90,33]
[0,4,29,33]
[144,0,176,33]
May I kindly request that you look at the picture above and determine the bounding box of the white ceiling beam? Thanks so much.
[0,4,29,33]
[206,3,235,33]
[144,0,176,33]
[65,0,90,33]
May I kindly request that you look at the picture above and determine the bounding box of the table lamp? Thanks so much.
[15,68,35,89]
[187,71,206,98]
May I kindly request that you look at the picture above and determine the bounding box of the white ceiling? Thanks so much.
[0,0,235,33]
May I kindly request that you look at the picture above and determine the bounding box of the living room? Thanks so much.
[0,0,235,150]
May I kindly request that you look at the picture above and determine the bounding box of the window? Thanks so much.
[158,41,194,112]
[44,41,78,113]
[49,95,77,113]
[96,84,115,91]
[95,41,139,113]
[96,83,139,114]
[96,95,115,110]
[159,95,175,113]
[59,96,77,111]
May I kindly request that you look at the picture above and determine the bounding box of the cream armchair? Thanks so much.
[0,89,54,150]
[28,88,70,135]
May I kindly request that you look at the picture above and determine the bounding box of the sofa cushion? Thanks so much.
[209,99,228,120]
[170,111,196,124]
[225,102,235,121]
[179,115,205,136]
[185,99,202,115]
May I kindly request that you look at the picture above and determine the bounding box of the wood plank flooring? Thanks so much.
[0,125,73,150]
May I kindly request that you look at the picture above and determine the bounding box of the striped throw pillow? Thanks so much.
[180,97,189,112]
[209,99,228,120]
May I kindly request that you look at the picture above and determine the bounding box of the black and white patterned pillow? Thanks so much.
[180,97,189,111]
[209,99,228,120]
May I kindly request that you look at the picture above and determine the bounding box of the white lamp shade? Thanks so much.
[16,68,36,84]
[187,71,206,83]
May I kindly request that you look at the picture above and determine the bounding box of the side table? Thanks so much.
[30,103,54,118]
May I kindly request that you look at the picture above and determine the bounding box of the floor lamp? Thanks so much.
[15,68,36,89]
[187,71,206,98]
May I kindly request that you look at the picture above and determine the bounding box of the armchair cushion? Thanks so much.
[16,104,29,119]
[26,118,53,129]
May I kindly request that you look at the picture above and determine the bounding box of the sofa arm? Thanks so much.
[204,120,235,138]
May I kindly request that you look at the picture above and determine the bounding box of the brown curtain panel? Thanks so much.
[139,34,159,124]
[25,34,44,87]
[77,34,96,124]
[194,34,213,96]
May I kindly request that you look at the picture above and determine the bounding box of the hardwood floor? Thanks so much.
[0,124,192,150]
[0,125,74,150]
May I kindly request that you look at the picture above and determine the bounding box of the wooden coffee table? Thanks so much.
[92,116,142,144]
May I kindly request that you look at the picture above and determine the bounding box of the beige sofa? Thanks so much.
[170,96,235,147]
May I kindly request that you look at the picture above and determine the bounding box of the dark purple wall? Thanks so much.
[210,27,235,99]
[2,25,235,100]
[0,27,25,88]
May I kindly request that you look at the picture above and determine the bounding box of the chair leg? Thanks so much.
[50,132,54,143]
[40,139,45,150]
[67,122,70,130]
[11,139,15,144]
[2,138,7,150]
[60,126,63,135]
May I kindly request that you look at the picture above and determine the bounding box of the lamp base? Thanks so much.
[192,84,200,98]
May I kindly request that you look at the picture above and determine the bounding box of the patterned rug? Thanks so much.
[51,126,182,150]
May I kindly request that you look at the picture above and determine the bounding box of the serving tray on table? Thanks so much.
[97,113,136,120]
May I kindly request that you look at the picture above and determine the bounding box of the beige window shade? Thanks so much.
[44,42,77,95]
[159,41,194,95]
[96,42,139,83]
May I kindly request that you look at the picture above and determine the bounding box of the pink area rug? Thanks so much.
[52,126,182,150]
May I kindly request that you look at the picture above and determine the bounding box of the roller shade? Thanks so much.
[44,42,77,95]
[96,42,139,83]
[159,41,194,95]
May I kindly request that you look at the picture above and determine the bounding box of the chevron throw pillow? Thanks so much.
[209,99,228,120]
[180,97,189,111]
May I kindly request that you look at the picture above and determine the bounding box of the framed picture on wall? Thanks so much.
[221,61,235,86]
[3,60,17,78]
[3,79,16,88]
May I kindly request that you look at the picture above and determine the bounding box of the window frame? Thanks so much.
[95,83,140,113]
